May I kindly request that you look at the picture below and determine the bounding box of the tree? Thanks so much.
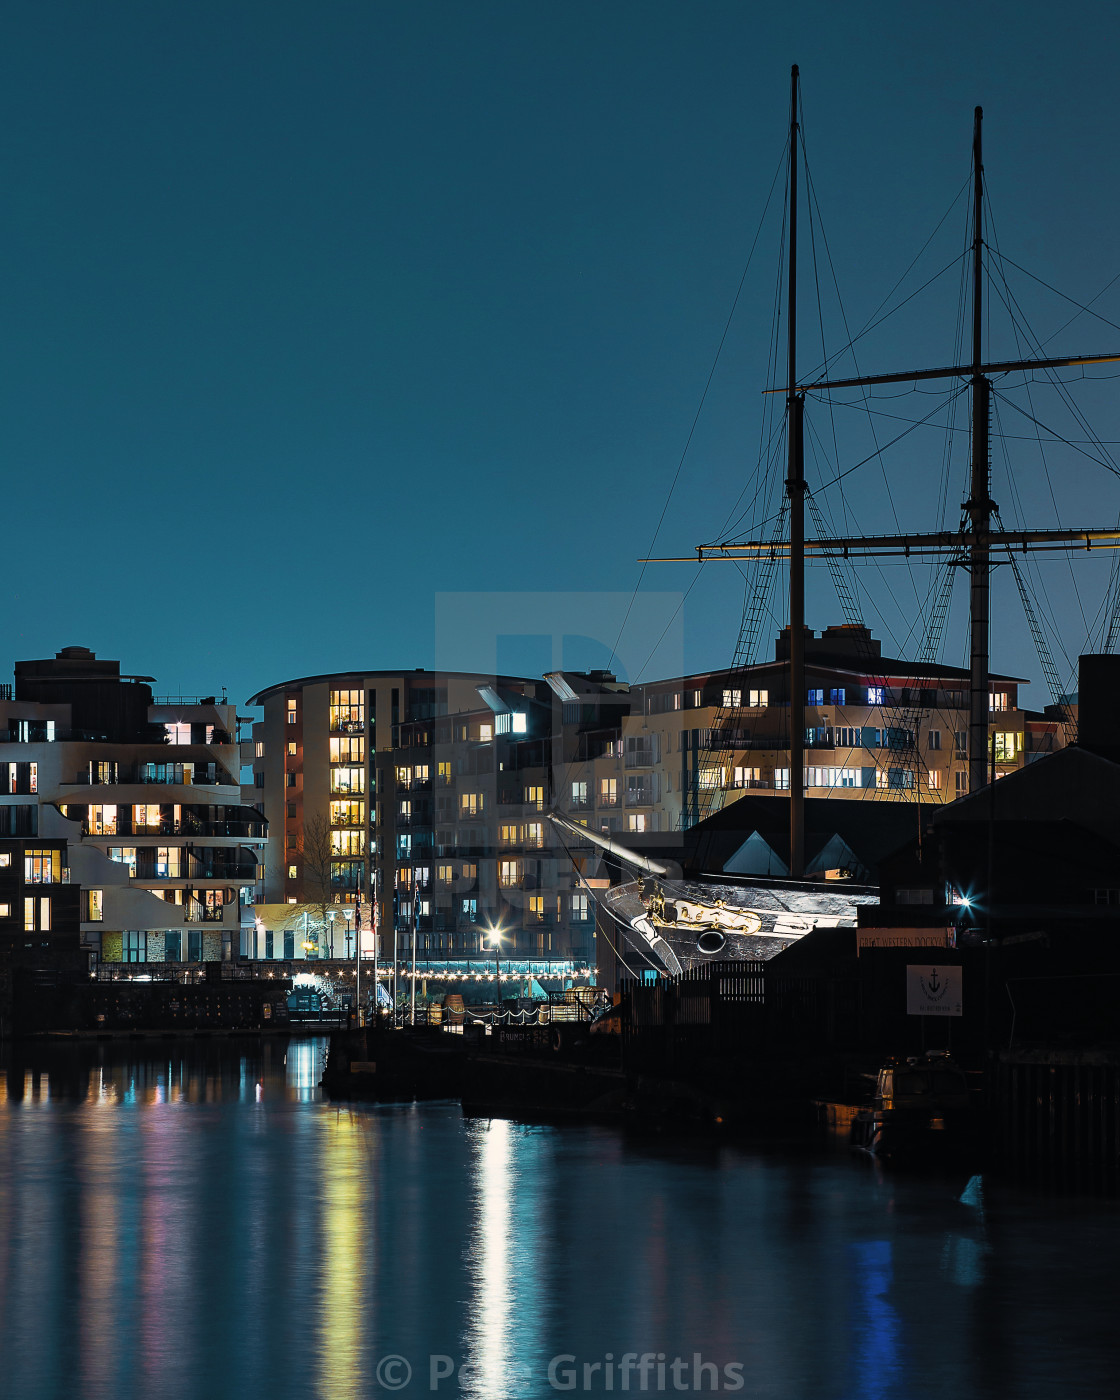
[300,811,336,957]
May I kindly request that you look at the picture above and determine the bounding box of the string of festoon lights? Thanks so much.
[325,968,594,981]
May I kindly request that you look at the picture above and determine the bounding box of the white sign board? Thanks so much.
[906,964,963,1017]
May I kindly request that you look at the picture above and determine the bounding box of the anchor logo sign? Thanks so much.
[919,967,949,1003]
[907,963,963,1016]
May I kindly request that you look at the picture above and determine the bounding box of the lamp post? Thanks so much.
[487,925,504,1026]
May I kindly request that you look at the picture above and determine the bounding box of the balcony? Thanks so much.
[81,817,267,839]
[68,762,235,787]
[330,719,366,736]
[185,904,227,923]
[623,749,656,769]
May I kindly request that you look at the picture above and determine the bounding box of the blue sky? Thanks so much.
[2,2,1119,707]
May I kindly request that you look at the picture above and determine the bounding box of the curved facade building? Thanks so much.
[246,669,598,967]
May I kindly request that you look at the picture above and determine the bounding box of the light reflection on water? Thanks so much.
[0,1039,1118,1400]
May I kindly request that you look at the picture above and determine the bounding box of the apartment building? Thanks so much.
[245,629,1053,969]
[551,624,1043,836]
[246,670,597,965]
[0,647,263,969]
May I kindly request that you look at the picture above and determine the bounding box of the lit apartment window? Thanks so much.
[331,831,363,856]
[512,713,527,734]
[990,691,1008,712]
[830,688,846,705]
[525,785,544,809]
[599,778,618,807]
[288,864,298,880]
[722,689,742,708]
[528,895,545,922]
[331,767,365,794]
[330,799,365,826]
[748,689,768,707]
[572,894,590,921]
[626,814,647,833]
[459,792,483,817]
[927,770,942,790]
[461,862,476,880]
[478,723,493,742]
[25,895,51,931]
[732,767,760,788]
[994,732,1021,763]
[438,761,451,784]
[571,781,589,808]
[86,890,103,922]
[523,822,544,847]
[287,698,298,725]
[805,767,859,788]
[108,847,137,875]
[133,804,161,830]
[437,864,454,883]
[25,850,62,883]
[255,741,265,758]
[330,736,365,763]
[867,686,885,706]
[775,769,790,790]
[499,860,520,888]
[928,730,942,750]
[955,730,967,755]
[288,742,297,756]
[329,690,363,730]
[0,853,9,867]
[155,847,182,878]
[835,726,860,748]
[808,689,824,706]
[499,823,517,847]
[0,903,10,918]
[165,722,192,745]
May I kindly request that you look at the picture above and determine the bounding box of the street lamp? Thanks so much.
[486,924,504,1026]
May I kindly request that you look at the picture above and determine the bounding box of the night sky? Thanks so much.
[3,2,1119,708]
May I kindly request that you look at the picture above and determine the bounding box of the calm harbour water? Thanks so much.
[0,1039,1118,1400]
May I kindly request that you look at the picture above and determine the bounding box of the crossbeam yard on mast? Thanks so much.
[643,527,1120,564]
[760,351,1120,395]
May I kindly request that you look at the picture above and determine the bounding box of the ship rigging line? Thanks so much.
[986,247,1120,342]
[800,172,973,385]
[604,142,789,674]
[800,118,924,637]
[989,391,1120,479]
[985,204,1091,651]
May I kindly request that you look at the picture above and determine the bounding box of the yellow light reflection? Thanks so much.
[315,1112,370,1400]
[461,1120,516,1396]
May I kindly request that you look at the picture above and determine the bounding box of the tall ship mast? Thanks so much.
[678,68,1120,875]
[602,69,1120,975]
